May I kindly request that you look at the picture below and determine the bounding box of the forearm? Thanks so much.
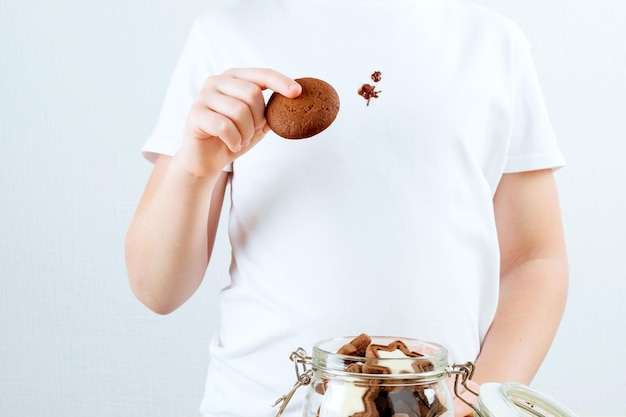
[472,256,568,384]
[125,156,221,314]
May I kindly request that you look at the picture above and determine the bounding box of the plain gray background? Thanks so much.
[1,1,625,416]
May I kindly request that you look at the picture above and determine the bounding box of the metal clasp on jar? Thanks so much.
[272,348,314,417]
[447,362,483,417]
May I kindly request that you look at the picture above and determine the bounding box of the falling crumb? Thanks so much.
[358,83,381,106]
[358,71,382,105]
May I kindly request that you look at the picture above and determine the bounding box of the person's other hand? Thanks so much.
[177,67,302,177]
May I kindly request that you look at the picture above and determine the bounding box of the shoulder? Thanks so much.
[440,0,535,75]
[189,0,284,44]
[194,0,270,28]
[444,0,531,48]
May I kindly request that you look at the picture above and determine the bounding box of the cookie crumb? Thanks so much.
[358,83,381,106]
[371,71,382,82]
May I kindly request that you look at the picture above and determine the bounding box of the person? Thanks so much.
[125,1,568,416]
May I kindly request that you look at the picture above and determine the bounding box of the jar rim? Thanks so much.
[311,335,449,381]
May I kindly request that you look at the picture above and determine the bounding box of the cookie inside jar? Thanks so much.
[305,334,453,417]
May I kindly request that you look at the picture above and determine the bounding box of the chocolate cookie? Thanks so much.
[265,77,340,139]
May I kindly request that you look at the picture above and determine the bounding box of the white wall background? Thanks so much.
[1,1,624,416]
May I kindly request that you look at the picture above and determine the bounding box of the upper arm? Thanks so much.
[493,169,567,277]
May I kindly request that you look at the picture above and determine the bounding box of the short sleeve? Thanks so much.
[141,20,214,163]
[504,36,564,173]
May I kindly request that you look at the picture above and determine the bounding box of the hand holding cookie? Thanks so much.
[177,68,302,177]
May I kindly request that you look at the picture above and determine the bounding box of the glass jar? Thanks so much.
[274,336,578,417]
[275,336,456,417]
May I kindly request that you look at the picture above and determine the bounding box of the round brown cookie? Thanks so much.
[265,77,340,139]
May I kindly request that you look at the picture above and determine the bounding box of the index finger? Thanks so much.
[224,68,302,98]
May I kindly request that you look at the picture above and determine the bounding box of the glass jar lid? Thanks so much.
[477,382,578,417]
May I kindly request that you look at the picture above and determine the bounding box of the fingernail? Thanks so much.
[288,82,301,93]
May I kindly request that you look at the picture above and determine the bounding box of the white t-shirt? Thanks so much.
[142,1,564,416]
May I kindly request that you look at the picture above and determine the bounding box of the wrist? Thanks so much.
[171,149,225,181]
[165,155,223,199]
